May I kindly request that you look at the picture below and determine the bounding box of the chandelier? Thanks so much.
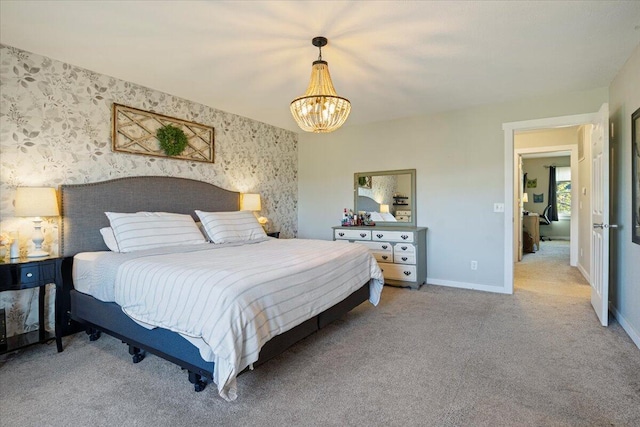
[290,36,351,133]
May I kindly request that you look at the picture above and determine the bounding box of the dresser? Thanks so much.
[332,226,427,289]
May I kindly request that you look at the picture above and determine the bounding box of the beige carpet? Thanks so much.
[1,246,639,426]
[516,240,591,297]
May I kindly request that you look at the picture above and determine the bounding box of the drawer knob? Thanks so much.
[382,245,388,249]
[402,257,408,261]
[26,272,33,278]
[338,232,345,237]
[382,255,388,260]
[401,246,407,250]
[376,234,383,239]
[401,235,408,240]
[360,233,367,238]
[404,271,412,276]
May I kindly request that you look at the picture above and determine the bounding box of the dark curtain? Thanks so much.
[548,166,558,221]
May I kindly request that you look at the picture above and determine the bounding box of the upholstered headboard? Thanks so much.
[357,195,380,213]
[60,176,239,256]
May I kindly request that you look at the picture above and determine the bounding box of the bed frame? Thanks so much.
[57,176,369,392]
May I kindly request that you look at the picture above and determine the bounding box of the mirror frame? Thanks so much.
[354,169,416,227]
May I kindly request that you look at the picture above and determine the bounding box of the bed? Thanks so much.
[57,176,383,401]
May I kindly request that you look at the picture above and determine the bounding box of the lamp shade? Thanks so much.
[15,187,60,217]
[380,204,390,214]
[522,193,529,203]
[240,193,261,211]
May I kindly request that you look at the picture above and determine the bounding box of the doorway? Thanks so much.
[502,112,598,295]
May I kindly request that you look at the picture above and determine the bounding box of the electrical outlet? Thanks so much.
[470,260,478,270]
[493,203,505,213]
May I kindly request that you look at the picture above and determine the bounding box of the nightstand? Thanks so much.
[267,231,280,238]
[0,256,62,354]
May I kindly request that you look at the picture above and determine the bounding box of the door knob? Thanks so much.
[593,223,619,229]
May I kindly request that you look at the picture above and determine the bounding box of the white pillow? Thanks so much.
[195,210,267,244]
[105,212,206,253]
[100,227,120,252]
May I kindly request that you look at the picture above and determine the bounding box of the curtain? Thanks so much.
[548,166,558,221]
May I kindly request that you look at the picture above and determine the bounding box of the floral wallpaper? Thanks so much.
[0,44,298,339]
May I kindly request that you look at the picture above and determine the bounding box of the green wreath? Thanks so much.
[157,124,188,156]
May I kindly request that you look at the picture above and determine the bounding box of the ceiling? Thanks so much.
[1,1,640,133]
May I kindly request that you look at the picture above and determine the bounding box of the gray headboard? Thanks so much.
[60,176,239,256]
[357,195,380,213]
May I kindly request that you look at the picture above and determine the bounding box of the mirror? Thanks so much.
[354,169,416,227]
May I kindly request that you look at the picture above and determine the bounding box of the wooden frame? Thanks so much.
[112,103,214,163]
[632,107,640,245]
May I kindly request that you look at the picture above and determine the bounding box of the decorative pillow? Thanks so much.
[105,212,206,252]
[99,227,120,252]
[195,210,267,244]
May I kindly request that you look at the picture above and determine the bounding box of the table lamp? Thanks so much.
[380,204,390,214]
[240,193,261,212]
[15,187,60,258]
[522,193,529,203]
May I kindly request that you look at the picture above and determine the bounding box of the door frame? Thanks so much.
[503,112,597,294]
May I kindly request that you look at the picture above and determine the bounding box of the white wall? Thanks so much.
[298,87,607,292]
[609,43,640,348]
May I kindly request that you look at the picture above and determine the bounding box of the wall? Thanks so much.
[298,87,607,292]
[0,44,298,337]
[609,43,640,348]
[522,156,571,239]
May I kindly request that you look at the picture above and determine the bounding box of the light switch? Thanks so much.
[493,203,505,213]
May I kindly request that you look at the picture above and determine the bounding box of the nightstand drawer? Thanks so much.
[20,266,40,284]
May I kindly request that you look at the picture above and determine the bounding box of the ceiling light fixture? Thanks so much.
[290,36,351,133]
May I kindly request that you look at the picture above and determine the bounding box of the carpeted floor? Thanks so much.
[1,241,638,426]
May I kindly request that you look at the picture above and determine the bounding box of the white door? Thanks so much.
[590,103,610,326]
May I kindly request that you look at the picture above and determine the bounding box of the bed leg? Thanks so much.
[188,371,207,392]
[128,345,146,363]
[85,327,101,341]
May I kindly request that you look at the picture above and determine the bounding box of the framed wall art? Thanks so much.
[632,107,640,245]
[112,103,214,163]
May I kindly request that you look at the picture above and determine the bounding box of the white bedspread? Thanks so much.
[111,238,383,401]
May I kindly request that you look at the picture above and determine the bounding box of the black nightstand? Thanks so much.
[267,231,280,238]
[0,256,62,354]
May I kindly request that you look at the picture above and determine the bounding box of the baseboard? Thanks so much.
[577,263,590,282]
[427,278,511,294]
[611,306,640,350]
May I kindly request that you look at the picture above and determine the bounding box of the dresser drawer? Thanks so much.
[372,252,393,263]
[378,263,417,282]
[334,229,372,241]
[395,216,411,222]
[394,254,416,264]
[393,243,415,254]
[372,230,414,243]
[359,241,393,252]
[395,210,411,216]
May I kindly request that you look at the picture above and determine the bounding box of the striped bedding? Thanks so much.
[112,238,384,401]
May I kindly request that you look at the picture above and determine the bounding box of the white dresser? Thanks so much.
[332,226,427,289]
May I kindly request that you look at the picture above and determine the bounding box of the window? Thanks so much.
[556,167,571,216]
